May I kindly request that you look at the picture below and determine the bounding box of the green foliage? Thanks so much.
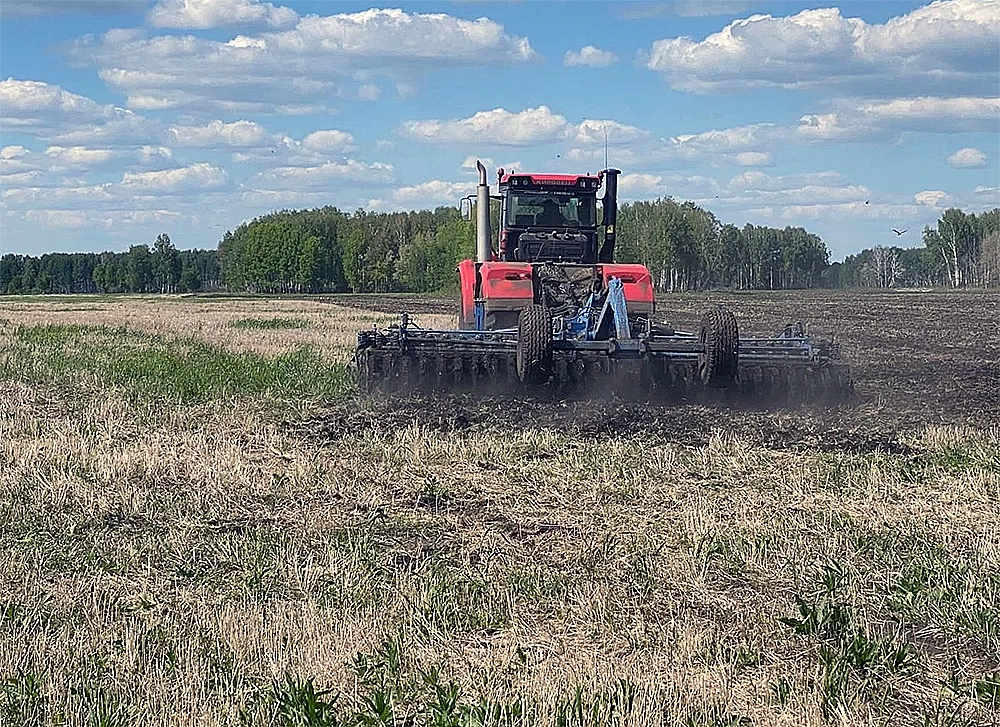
[1,241,219,295]
[682,710,750,727]
[2,324,350,403]
[616,198,829,290]
[778,560,926,720]
[834,207,1000,288]
[153,233,181,292]
[779,594,851,637]
[768,678,793,708]
[397,219,476,293]
[553,681,640,726]
[974,673,1000,710]
[229,317,309,330]
[219,205,471,294]
[271,675,341,727]
[2,671,47,725]
[262,644,649,727]
[6,200,995,296]
[920,672,1000,726]
[232,218,327,293]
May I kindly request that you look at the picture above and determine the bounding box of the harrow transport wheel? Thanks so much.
[516,305,553,385]
[698,307,739,387]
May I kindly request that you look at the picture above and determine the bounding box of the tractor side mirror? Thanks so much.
[460,196,473,221]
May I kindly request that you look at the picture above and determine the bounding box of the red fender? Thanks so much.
[457,259,477,328]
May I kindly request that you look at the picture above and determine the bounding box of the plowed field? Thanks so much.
[1,290,997,727]
[322,288,999,437]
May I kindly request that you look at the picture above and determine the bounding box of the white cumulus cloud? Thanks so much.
[565,122,784,168]
[399,106,647,147]
[725,170,870,207]
[400,106,568,146]
[3,184,116,206]
[71,8,537,113]
[302,130,355,154]
[1,145,30,160]
[370,177,526,211]
[169,120,268,147]
[44,146,114,166]
[947,147,988,168]
[23,209,91,229]
[795,96,999,141]
[617,173,667,197]
[857,96,999,129]
[0,78,156,144]
[149,0,298,29]
[121,162,227,191]
[139,146,173,164]
[393,180,471,204]
[563,46,617,67]
[571,119,648,145]
[645,0,1000,96]
[915,190,953,207]
[254,160,394,190]
[735,151,773,166]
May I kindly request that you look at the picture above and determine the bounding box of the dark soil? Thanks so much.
[298,394,923,455]
[306,290,999,450]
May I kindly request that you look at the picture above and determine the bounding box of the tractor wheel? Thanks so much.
[516,305,553,385]
[698,307,739,387]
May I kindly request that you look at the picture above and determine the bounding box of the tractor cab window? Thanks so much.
[506,192,596,228]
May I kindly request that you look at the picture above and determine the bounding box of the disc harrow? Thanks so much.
[356,316,852,404]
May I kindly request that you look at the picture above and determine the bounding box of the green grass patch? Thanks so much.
[263,642,647,727]
[229,316,309,331]
[0,293,123,303]
[2,672,47,726]
[2,323,351,403]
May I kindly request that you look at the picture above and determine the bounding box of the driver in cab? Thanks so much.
[536,199,565,227]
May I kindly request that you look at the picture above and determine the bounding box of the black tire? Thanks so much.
[698,307,739,387]
[516,305,553,385]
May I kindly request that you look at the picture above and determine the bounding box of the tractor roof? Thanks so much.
[499,172,602,189]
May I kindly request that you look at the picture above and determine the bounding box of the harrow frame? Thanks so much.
[356,311,852,401]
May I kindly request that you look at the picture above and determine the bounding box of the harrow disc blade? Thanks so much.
[735,362,853,405]
[357,345,853,405]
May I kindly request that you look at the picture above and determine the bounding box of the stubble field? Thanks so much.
[0,290,998,727]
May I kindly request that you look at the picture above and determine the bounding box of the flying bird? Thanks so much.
[892,228,907,236]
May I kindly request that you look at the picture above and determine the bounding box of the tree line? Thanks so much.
[616,199,829,290]
[216,206,475,294]
[830,208,1000,289]
[1,234,220,294]
[3,202,998,295]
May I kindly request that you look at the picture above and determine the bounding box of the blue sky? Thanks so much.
[1,0,997,260]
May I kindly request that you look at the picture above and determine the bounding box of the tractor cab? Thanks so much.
[497,172,602,263]
[456,162,633,330]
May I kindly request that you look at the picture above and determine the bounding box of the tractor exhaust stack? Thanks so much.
[599,168,620,263]
[476,160,491,263]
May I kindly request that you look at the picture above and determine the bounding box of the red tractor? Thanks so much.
[357,161,849,399]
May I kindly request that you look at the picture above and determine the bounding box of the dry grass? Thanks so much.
[1,295,998,727]
[0,295,454,361]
